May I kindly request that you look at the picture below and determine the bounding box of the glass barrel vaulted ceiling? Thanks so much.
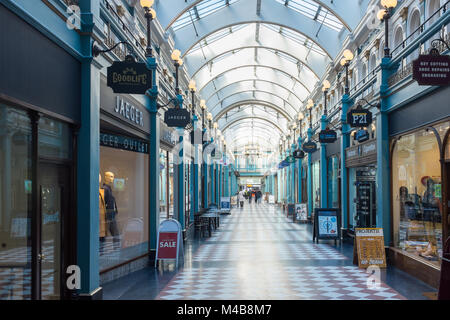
[154,0,370,155]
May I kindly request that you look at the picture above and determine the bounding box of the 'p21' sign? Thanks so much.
[347,109,373,128]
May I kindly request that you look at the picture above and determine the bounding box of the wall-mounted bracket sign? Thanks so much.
[355,129,370,143]
[302,141,318,153]
[319,129,337,143]
[107,55,152,94]
[286,156,296,164]
[413,52,450,86]
[293,149,305,159]
[347,107,373,128]
[164,108,191,128]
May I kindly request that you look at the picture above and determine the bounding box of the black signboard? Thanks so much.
[313,208,341,243]
[302,141,318,153]
[319,129,337,143]
[164,108,191,128]
[287,204,295,217]
[293,149,305,159]
[413,54,450,86]
[355,129,370,143]
[347,108,372,128]
[355,180,377,228]
[100,132,149,154]
[107,55,152,94]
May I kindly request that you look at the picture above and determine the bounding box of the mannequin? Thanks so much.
[103,171,120,249]
[99,174,106,241]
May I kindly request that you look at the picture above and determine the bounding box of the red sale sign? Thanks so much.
[157,232,178,259]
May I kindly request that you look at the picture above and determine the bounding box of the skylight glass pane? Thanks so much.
[275,0,344,32]
[172,0,240,31]
[190,24,247,52]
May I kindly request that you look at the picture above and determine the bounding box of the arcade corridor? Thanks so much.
[103,204,433,300]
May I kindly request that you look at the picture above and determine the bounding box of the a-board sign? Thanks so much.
[164,108,191,128]
[296,203,308,222]
[293,149,305,159]
[413,53,450,86]
[354,228,387,269]
[355,129,370,143]
[107,55,152,94]
[287,204,296,217]
[268,195,275,204]
[313,208,340,243]
[220,197,231,214]
[347,108,372,128]
[155,219,184,268]
[302,141,318,153]
[319,129,337,144]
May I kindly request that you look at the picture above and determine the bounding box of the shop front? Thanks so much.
[388,84,450,288]
[345,139,378,234]
[99,77,150,282]
[0,3,80,300]
[159,123,176,222]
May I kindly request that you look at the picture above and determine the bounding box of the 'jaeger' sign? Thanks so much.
[413,54,450,86]
[107,55,152,94]
[164,108,191,128]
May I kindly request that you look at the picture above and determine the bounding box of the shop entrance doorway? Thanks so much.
[36,162,71,300]
[354,166,377,228]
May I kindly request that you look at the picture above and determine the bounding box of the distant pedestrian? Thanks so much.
[256,190,262,204]
[238,190,245,208]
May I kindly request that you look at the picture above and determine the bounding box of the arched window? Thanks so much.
[408,10,421,62]
[369,54,377,73]
[361,64,367,84]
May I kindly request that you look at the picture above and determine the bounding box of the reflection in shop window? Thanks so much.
[392,124,448,267]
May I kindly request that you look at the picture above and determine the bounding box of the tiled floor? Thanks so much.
[103,203,436,300]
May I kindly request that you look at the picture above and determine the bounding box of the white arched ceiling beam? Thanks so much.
[208,81,304,113]
[155,0,371,44]
[214,100,292,122]
[207,79,304,107]
[167,0,343,58]
[224,121,283,139]
[193,48,316,94]
[184,23,326,78]
[199,65,311,97]
[218,106,285,127]
[210,91,298,117]
[227,137,279,150]
[200,66,311,104]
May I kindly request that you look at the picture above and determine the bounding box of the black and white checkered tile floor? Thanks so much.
[156,203,410,300]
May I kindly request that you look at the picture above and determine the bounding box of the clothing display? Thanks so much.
[102,183,120,243]
[99,188,107,238]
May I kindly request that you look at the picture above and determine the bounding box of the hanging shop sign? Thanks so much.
[355,129,370,143]
[100,132,149,154]
[164,108,191,128]
[295,204,308,223]
[319,129,338,144]
[278,160,289,169]
[302,141,318,153]
[155,219,184,268]
[412,53,450,86]
[353,228,387,269]
[293,149,305,159]
[107,55,152,94]
[313,208,340,243]
[285,156,296,164]
[347,108,373,128]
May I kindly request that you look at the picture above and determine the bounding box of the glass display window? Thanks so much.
[328,156,339,209]
[312,161,320,211]
[392,125,446,267]
[99,134,149,271]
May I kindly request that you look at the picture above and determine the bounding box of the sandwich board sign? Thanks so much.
[295,203,308,223]
[220,197,231,214]
[353,228,387,269]
[313,208,340,243]
[155,219,183,268]
[268,195,275,204]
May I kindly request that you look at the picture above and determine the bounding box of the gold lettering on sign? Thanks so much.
[112,72,147,85]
